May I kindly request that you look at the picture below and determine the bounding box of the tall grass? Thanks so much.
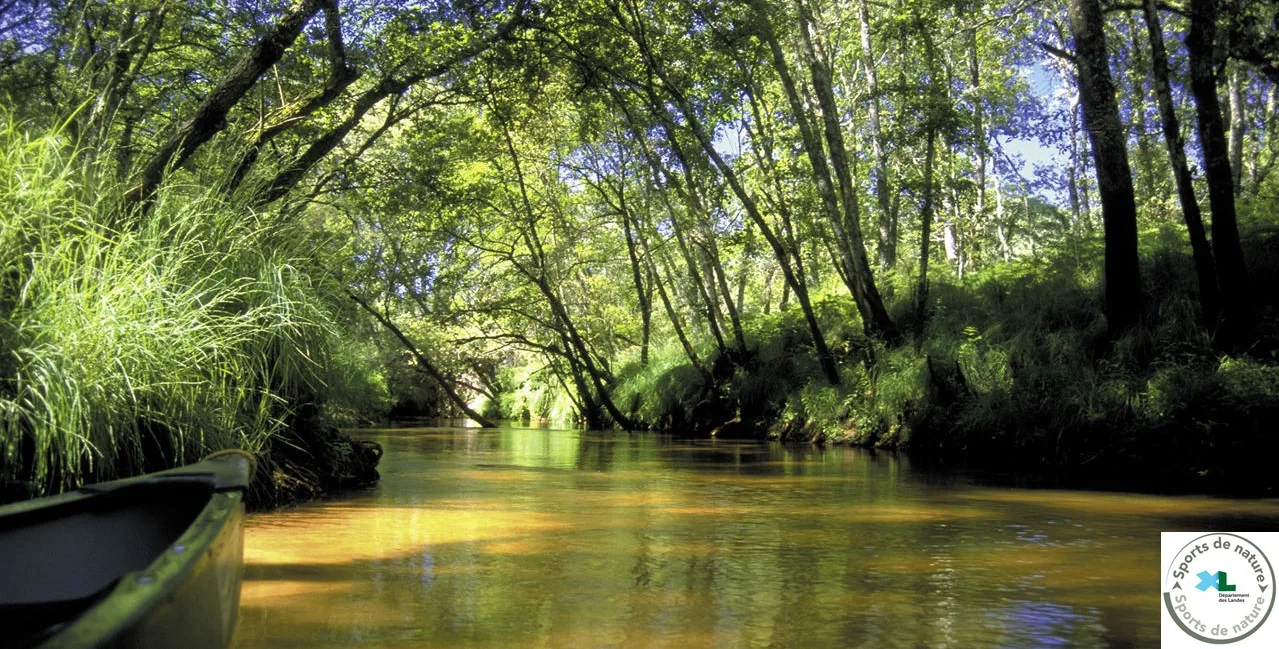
[0,115,383,499]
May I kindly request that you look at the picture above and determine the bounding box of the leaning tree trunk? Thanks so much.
[1141,0,1219,326]
[125,0,327,209]
[1068,0,1143,335]
[346,290,496,427]
[757,9,879,341]
[677,96,842,384]
[250,3,527,205]
[1187,0,1251,346]
[627,28,844,384]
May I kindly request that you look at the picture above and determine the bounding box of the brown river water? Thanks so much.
[233,425,1279,648]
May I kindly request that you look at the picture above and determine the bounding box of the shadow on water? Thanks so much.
[234,425,1279,649]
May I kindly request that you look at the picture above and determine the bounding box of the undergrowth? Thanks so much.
[494,217,1279,492]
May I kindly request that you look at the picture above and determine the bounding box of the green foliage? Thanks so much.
[611,343,704,427]
[498,363,580,425]
[3,0,1272,498]
[0,117,385,498]
[575,220,1279,492]
[321,337,393,426]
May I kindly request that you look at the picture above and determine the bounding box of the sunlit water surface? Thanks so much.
[233,426,1279,648]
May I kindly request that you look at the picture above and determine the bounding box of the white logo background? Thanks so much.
[1162,532,1279,648]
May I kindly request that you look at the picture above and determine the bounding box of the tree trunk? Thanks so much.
[225,0,356,193]
[915,128,939,329]
[226,67,358,193]
[993,168,1011,261]
[1068,97,1082,229]
[346,290,496,427]
[968,4,987,241]
[625,15,842,383]
[1142,0,1220,325]
[1227,63,1246,196]
[795,0,899,342]
[500,123,635,429]
[621,210,651,366]
[1127,11,1154,202]
[702,239,748,351]
[756,15,858,302]
[642,225,706,375]
[252,3,526,205]
[1258,86,1279,191]
[664,131,746,351]
[856,0,895,268]
[126,0,327,209]
[626,113,728,356]
[664,87,841,383]
[1187,0,1251,345]
[1068,0,1143,334]
[1248,84,1275,189]
[1079,122,1093,227]
[736,220,754,314]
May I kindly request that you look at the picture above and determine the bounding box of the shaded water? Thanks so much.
[234,426,1279,648]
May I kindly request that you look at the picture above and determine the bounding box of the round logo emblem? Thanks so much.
[1164,533,1275,643]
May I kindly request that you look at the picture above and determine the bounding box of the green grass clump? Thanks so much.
[0,116,384,499]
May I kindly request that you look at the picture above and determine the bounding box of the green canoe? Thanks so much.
[0,451,254,649]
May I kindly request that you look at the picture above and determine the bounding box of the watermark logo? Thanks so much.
[1162,533,1277,645]
[1198,571,1237,592]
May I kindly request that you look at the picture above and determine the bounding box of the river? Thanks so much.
[233,425,1279,648]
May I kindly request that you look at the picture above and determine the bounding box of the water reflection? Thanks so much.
[234,427,1279,648]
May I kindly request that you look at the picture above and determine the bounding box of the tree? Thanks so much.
[1141,0,1219,325]
[1187,0,1251,344]
[855,0,896,268]
[1067,0,1143,334]
[125,0,330,209]
[794,0,899,342]
[752,0,897,343]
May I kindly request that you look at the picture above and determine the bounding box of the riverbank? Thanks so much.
[490,225,1279,496]
[246,420,383,510]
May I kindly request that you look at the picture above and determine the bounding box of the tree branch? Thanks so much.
[1036,40,1076,63]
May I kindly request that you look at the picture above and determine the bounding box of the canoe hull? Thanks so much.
[50,493,245,649]
[0,453,253,649]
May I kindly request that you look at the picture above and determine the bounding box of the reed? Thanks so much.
[0,115,381,499]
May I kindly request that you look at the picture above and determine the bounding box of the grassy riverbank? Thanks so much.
[487,219,1279,494]
[0,119,387,508]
